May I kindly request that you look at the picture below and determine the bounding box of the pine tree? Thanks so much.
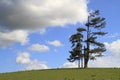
[68,10,107,68]
[68,28,85,68]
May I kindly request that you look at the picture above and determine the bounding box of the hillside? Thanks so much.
[0,68,120,80]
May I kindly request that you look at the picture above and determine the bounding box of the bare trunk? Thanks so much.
[84,54,89,68]
[81,57,83,68]
[78,59,80,68]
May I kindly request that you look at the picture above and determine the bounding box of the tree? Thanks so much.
[68,10,107,68]
[68,28,85,68]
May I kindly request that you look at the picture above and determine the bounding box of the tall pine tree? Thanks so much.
[68,10,107,68]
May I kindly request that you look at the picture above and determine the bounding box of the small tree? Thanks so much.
[68,10,107,68]
[68,28,85,68]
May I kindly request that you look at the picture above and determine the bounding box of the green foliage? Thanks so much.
[69,33,83,48]
[68,27,84,68]
[92,32,107,36]
[77,28,86,32]
[0,68,120,80]
[90,47,106,53]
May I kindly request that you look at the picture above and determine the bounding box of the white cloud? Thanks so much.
[25,59,48,70]
[16,52,48,70]
[61,62,78,68]
[89,56,120,68]
[48,40,63,47]
[0,0,88,31]
[88,39,120,68]
[104,39,120,58]
[61,57,120,68]
[16,52,31,64]
[29,44,49,52]
[0,30,29,48]
[0,0,88,47]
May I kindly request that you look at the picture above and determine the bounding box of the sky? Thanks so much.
[0,0,120,73]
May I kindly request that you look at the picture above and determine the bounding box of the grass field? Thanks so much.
[0,68,120,80]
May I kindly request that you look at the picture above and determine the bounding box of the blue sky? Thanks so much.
[0,0,120,73]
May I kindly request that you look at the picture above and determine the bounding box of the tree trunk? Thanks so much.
[84,55,89,68]
[84,16,90,68]
[81,57,83,68]
[78,59,80,68]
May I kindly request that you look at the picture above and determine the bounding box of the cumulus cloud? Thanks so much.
[61,57,120,68]
[0,0,88,47]
[29,44,50,52]
[48,40,63,47]
[88,39,120,68]
[16,52,48,70]
[61,62,78,68]
[25,59,48,70]
[89,56,120,68]
[0,0,88,31]
[104,39,120,58]
[0,30,29,48]
[16,52,31,64]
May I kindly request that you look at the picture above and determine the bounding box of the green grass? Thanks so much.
[0,68,120,80]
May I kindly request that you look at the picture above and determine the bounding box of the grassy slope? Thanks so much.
[0,68,120,80]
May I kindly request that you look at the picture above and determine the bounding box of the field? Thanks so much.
[0,68,120,80]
